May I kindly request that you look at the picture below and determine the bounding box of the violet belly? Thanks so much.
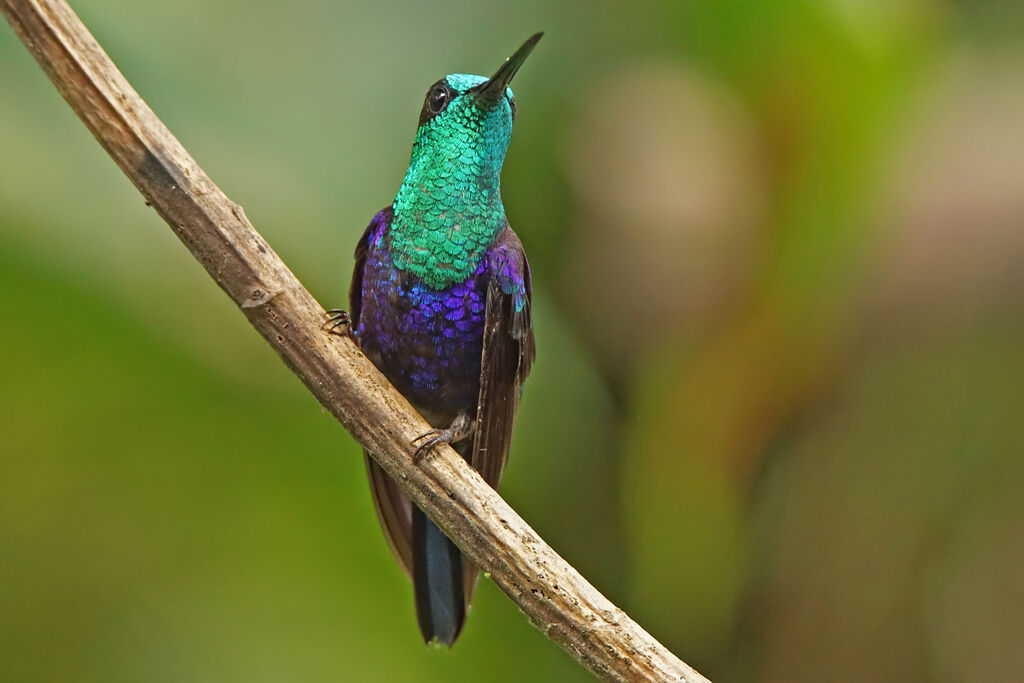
[356,211,488,416]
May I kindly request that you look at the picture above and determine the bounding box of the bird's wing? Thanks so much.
[472,226,535,488]
[463,227,535,602]
[352,208,416,578]
[348,208,390,333]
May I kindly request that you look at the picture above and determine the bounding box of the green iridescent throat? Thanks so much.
[389,74,514,290]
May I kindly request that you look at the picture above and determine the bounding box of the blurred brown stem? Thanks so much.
[0,1,708,681]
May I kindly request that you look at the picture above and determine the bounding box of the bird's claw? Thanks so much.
[410,413,474,462]
[322,308,352,337]
[411,429,447,461]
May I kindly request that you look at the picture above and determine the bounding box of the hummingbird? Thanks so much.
[328,33,540,646]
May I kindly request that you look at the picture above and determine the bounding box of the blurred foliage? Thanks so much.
[2,0,1023,681]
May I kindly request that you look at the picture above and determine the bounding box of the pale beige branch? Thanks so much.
[0,1,710,681]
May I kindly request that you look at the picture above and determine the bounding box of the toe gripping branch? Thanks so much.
[323,309,352,337]
[411,412,475,461]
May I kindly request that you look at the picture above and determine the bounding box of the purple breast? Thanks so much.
[356,241,488,415]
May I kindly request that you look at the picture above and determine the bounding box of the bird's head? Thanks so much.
[405,33,542,188]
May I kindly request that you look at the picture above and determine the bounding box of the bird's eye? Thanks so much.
[508,94,517,120]
[427,84,452,114]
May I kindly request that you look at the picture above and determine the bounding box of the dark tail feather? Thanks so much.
[412,508,465,646]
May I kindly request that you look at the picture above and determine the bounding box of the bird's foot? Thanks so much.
[411,413,475,462]
[322,309,353,337]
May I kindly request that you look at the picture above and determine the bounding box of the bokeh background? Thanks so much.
[2,1,1023,681]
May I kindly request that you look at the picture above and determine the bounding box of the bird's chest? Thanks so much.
[356,248,488,414]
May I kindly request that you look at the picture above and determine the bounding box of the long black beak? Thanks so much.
[473,32,543,103]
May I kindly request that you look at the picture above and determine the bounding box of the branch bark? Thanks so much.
[1,1,709,681]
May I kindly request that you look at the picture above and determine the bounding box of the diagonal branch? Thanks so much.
[0,1,709,681]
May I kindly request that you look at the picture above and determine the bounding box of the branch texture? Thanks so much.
[1,1,709,681]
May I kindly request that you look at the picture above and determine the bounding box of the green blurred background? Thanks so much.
[2,1,1023,681]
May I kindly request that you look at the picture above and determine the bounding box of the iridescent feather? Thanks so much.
[345,34,540,647]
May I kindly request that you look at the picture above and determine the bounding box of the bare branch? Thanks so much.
[0,1,709,680]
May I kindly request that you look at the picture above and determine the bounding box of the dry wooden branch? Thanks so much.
[0,1,709,680]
